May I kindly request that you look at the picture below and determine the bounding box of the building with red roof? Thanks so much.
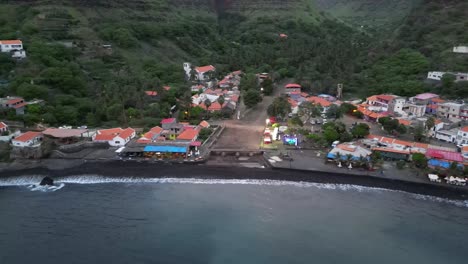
[284,83,301,95]
[0,121,8,133]
[0,97,26,115]
[12,131,42,147]
[183,62,216,82]
[176,127,200,142]
[456,126,468,146]
[93,127,135,146]
[145,91,158,96]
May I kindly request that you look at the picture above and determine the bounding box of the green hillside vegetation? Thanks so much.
[0,0,369,128]
[313,0,423,34]
[348,0,468,99]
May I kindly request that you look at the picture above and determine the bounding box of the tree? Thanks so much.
[217,95,225,106]
[243,90,262,108]
[351,123,370,138]
[326,104,343,119]
[340,103,357,115]
[298,102,322,123]
[412,153,427,168]
[204,99,212,110]
[267,97,290,120]
[413,124,425,142]
[262,78,274,95]
[396,124,407,134]
[240,73,257,91]
[378,117,400,135]
[288,116,303,127]
[426,117,435,131]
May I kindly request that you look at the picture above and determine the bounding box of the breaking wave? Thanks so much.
[1,175,467,207]
[28,183,65,192]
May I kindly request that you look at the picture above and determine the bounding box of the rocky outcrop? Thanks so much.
[39,176,54,186]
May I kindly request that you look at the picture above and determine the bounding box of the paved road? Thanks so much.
[213,79,289,150]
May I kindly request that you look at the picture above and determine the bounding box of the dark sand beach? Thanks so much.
[1,160,467,200]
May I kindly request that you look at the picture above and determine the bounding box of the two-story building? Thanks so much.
[0,40,26,59]
[284,83,302,95]
[456,126,468,146]
[437,102,464,121]
[460,105,468,120]
[183,63,215,82]
[366,94,396,112]
[0,97,27,115]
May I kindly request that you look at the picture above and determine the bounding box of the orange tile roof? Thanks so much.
[177,128,199,140]
[366,95,378,102]
[0,122,7,129]
[300,92,309,98]
[397,119,411,126]
[0,40,22,45]
[376,95,396,101]
[306,96,331,107]
[145,91,157,96]
[199,120,210,128]
[288,98,298,107]
[431,98,444,103]
[94,134,116,141]
[337,144,357,152]
[372,147,410,155]
[462,126,468,132]
[98,128,122,135]
[6,98,23,105]
[119,128,135,139]
[14,131,42,142]
[13,102,27,109]
[163,86,171,91]
[393,139,412,147]
[462,146,468,153]
[208,102,223,111]
[196,65,215,73]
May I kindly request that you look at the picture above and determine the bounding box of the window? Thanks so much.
[114,141,120,144]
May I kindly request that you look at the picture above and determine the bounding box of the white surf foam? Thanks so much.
[0,175,46,186]
[28,183,65,192]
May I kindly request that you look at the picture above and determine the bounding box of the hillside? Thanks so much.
[0,0,368,128]
[313,0,422,34]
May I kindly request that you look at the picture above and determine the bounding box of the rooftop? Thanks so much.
[176,128,199,141]
[0,40,22,45]
[14,131,42,142]
[196,65,215,73]
[414,93,439,100]
[426,149,463,162]
[43,128,88,138]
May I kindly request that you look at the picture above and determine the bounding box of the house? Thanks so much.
[327,143,371,161]
[183,62,215,82]
[426,149,465,169]
[437,102,464,121]
[456,126,468,146]
[285,83,301,95]
[453,46,468,54]
[137,126,163,144]
[176,127,200,142]
[427,71,468,82]
[160,118,184,140]
[388,97,406,116]
[403,103,426,117]
[93,127,135,146]
[426,97,444,114]
[0,121,7,133]
[42,128,90,144]
[306,96,332,112]
[0,97,27,115]
[412,93,439,104]
[11,131,42,147]
[434,128,458,143]
[460,105,468,120]
[199,120,210,129]
[279,33,288,39]
[0,40,26,59]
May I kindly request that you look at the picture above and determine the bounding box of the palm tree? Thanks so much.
[217,95,225,106]
[204,99,212,111]
[335,152,342,164]
[345,154,353,166]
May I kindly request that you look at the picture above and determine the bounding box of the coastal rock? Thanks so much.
[39,176,54,186]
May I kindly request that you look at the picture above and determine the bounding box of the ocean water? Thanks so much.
[1,176,468,264]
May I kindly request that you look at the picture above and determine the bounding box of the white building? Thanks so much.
[183,62,215,82]
[435,129,457,143]
[11,131,42,147]
[453,46,468,54]
[437,102,464,121]
[427,71,468,82]
[456,126,468,146]
[0,40,26,59]
[388,97,406,116]
[93,127,135,147]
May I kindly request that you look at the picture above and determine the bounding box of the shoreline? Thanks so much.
[1,160,468,200]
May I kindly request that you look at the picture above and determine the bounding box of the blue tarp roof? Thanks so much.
[428,159,464,169]
[144,145,187,153]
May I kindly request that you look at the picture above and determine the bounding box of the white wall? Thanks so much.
[453,46,468,54]
[0,43,23,53]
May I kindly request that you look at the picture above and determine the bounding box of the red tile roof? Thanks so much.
[163,86,171,91]
[199,120,210,128]
[145,91,157,96]
[94,133,116,141]
[462,146,468,153]
[98,128,122,135]
[307,96,331,107]
[462,126,468,132]
[397,119,411,126]
[6,98,23,105]
[285,83,301,89]
[196,65,215,73]
[431,98,445,103]
[14,131,42,142]
[119,128,135,140]
[177,128,199,141]
[376,95,396,101]
[279,33,288,38]
[0,122,7,130]
[149,126,163,134]
[13,102,27,109]
[231,70,242,75]
[0,40,22,45]
[161,118,176,124]
[230,95,239,102]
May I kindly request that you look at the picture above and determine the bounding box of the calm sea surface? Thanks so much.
[1,176,467,264]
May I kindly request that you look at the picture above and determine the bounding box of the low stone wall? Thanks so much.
[58,141,109,153]
[10,145,43,159]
